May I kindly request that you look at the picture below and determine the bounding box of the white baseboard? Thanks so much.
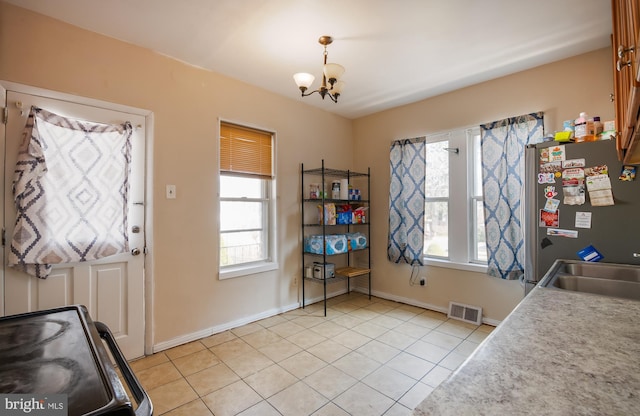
[351,285,448,314]
[351,285,501,327]
[152,301,301,353]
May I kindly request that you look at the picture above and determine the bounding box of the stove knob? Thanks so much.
[131,248,141,256]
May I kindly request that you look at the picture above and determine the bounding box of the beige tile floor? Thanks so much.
[129,292,493,416]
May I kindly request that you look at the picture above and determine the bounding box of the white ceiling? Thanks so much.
[8,0,613,119]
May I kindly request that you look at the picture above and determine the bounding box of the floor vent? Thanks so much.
[448,301,482,325]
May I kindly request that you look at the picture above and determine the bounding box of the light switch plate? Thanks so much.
[166,185,176,199]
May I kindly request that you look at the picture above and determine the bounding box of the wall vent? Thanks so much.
[448,301,482,326]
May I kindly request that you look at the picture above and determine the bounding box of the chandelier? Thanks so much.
[293,36,345,103]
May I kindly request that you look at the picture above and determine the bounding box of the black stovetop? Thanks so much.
[0,306,137,415]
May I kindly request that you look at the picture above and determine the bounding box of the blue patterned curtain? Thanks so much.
[388,137,426,265]
[481,112,543,279]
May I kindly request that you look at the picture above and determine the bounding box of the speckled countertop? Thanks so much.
[413,287,640,415]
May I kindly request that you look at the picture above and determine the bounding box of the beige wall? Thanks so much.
[0,2,616,346]
[353,47,615,321]
[0,2,353,346]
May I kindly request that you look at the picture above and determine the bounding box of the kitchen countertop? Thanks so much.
[413,287,640,415]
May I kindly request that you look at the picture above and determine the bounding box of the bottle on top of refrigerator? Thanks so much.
[574,112,595,142]
[593,116,603,139]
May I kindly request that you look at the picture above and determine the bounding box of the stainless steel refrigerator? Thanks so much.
[524,139,640,294]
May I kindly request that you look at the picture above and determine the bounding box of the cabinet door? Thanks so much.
[623,0,640,130]
[615,0,630,146]
[629,0,639,68]
[612,0,640,157]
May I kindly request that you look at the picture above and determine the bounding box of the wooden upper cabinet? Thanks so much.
[612,0,640,163]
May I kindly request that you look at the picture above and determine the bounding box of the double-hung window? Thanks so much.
[423,127,486,269]
[424,137,450,258]
[219,122,277,278]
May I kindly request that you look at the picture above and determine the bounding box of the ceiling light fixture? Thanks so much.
[293,36,345,103]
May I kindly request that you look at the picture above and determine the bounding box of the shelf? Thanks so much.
[303,223,368,227]
[301,160,371,317]
[303,268,370,284]
[304,198,369,204]
[303,167,368,178]
[304,275,348,284]
[304,247,369,256]
[335,267,371,278]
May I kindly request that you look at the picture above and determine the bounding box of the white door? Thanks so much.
[2,89,146,360]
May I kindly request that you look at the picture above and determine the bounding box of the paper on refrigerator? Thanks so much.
[586,174,615,206]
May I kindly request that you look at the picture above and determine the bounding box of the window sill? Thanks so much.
[424,258,488,274]
[220,261,279,280]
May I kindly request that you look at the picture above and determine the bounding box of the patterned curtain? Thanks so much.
[480,112,544,279]
[9,106,133,278]
[388,137,426,265]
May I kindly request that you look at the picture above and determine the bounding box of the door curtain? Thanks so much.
[9,106,132,278]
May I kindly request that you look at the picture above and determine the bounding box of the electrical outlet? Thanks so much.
[419,277,426,286]
[293,277,298,286]
[166,184,176,199]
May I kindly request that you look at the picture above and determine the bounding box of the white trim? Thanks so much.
[152,301,300,353]
[0,81,151,117]
[424,258,488,274]
[220,261,279,280]
[351,285,501,327]
[143,112,155,356]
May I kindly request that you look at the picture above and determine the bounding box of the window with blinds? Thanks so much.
[220,122,273,178]
[219,121,277,278]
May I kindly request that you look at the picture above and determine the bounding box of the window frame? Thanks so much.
[468,129,486,264]
[423,127,487,273]
[424,137,450,259]
[218,120,278,279]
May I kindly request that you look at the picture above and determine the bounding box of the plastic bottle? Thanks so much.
[574,112,587,142]
[585,118,596,141]
[592,116,603,141]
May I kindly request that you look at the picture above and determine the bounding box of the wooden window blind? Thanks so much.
[220,122,273,178]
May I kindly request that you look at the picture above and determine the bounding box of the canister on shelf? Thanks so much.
[309,183,320,199]
[331,181,341,199]
[304,265,314,278]
[339,179,349,199]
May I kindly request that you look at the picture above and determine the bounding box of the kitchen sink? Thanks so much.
[538,259,640,301]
